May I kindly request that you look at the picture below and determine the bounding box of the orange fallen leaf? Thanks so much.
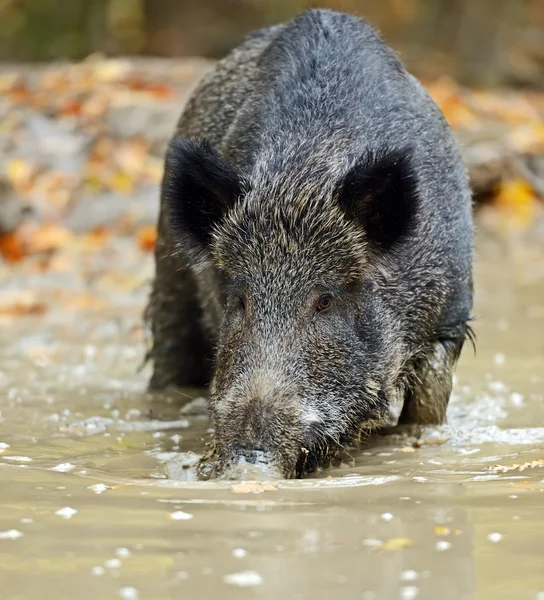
[127,78,174,98]
[87,226,110,246]
[425,78,477,129]
[0,232,25,262]
[137,225,157,252]
[59,99,84,118]
[231,482,277,494]
[110,483,133,490]
[8,84,31,105]
[507,122,544,153]
[508,481,530,489]
[0,301,47,317]
[29,224,74,254]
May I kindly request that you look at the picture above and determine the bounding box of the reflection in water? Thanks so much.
[0,232,543,600]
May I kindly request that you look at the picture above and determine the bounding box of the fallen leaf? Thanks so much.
[379,538,414,551]
[127,78,174,98]
[59,99,84,118]
[494,179,537,230]
[508,481,530,489]
[0,297,47,317]
[88,226,110,244]
[109,171,134,193]
[29,224,73,254]
[507,122,544,153]
[5,158,37,191]
[231,482,277,494]
[433,526,451,536]
[488,459,544,473]
[425,78,478,129]
[8,84,31,105]
[0,232,25,262]
[137,225,157,252]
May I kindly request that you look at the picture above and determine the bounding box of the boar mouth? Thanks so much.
[196,445,326,480]
[218,450,286,481]
[197,445,299,480]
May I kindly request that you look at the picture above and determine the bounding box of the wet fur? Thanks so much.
[145,9,473,477]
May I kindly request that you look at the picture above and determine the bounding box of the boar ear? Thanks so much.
[336,147,418,251]
[163,137,247,250]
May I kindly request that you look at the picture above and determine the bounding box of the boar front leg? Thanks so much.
[398,341,456,427]
[145,208,213,390]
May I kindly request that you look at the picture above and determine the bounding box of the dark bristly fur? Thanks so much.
[145,9,474,479]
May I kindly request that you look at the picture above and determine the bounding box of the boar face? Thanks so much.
[164,137,418,478]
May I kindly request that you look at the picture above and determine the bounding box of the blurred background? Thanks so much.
[0,0,543,87]
[0,0,543,264]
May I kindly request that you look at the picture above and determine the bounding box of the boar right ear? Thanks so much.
[163,137,247,251]
[336,147,418,251]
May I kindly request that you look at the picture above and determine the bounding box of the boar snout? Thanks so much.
[218,449,284,481]
[212,390,305,479]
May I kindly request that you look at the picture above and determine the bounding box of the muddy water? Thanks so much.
[1,232,543,600]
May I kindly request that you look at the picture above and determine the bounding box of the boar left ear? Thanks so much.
[336,147,418,251]
[163,137,248,253]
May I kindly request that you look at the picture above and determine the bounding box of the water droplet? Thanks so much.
[170,511,193,521]
[88,483,109,494]
[119,586,139,600]
[4,456,32,463]
[50,463,75,473]
[381,512,393,522]
[0,529,23,540]
[400,586,419,600]
[55,507,77,519]
[223,571,263,587]
[105,558,122,569]
[493,353,505,366]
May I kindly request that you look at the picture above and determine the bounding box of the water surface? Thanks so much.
[1,232,543,599]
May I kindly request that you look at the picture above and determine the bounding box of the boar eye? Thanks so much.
[234,294,246,312]
[315,295,332,314]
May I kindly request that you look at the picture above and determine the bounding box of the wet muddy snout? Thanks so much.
[212,386,305,480]
[218,449,284,480]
